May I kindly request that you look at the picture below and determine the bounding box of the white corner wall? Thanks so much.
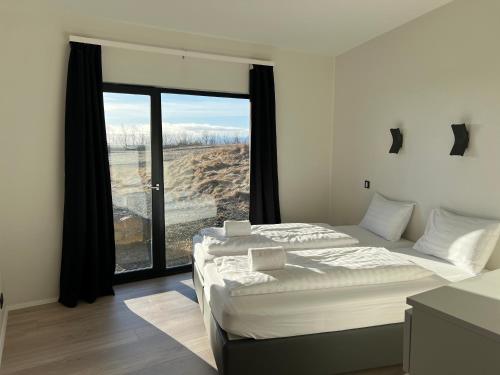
[332,0,500,269]
[0,1,335,306]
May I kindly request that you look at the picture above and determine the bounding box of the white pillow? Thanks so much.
[414,208,500,275]
[360,193,415,242]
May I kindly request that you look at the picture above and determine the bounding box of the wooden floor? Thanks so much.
[1,273,404,375]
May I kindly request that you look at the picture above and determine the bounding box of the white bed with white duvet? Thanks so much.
[203,246,478,340]
[195,195,500,374]
[194,194,500,340]
[193,223,414,282]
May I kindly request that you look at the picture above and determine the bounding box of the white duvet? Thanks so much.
[200,223,359,256]
[214,247,434,297]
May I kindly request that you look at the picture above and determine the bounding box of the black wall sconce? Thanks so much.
[389,128,403,154]
[450,124,469,156]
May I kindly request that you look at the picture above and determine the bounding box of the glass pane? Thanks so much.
[104,92,153,274]
[162,94,250,268]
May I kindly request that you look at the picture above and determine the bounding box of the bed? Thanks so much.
[204,247,475,340]
[192,224,414,315]
[193,224,414,282]
[193,238,479,374]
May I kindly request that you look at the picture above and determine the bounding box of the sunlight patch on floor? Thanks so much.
[124,290,216,368]
[180,278,195,289]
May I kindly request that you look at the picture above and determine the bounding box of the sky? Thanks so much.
[103,92,250,145]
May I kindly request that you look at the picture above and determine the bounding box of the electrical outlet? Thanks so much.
[364,180,370,189]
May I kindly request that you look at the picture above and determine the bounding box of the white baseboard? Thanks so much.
[8,297,58,311]
[0,308,8,367]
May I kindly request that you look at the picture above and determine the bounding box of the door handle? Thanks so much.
[147,183,160,191]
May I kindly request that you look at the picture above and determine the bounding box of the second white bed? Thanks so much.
[193,224,415,281]
[203,247,478,340]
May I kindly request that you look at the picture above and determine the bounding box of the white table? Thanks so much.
[404,270,500,374]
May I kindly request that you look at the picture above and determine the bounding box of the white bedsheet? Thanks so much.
[204,247,478,339]
[200,223,359,256]
[193,225,415,280]
[333,225,414,249]
[390,247,480,282]
[214,247,433,297]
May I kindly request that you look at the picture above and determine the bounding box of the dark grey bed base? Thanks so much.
[192,258,404,375]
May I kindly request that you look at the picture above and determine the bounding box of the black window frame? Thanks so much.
[103,83,250,284]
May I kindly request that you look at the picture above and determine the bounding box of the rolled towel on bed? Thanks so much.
[223,220,252,237]
[248,246,286,271]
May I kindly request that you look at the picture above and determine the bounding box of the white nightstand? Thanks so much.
[404,270,500,375]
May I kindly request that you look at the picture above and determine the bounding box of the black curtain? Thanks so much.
[59,42,116,307]
[249,65,281,224]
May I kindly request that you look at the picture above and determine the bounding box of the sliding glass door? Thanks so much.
[103,84,250,282]
[104,91,154,274]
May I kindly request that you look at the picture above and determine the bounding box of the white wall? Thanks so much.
[0,1,335,306]
[331,0,500,269]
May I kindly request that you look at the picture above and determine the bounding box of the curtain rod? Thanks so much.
[69,35,275,67]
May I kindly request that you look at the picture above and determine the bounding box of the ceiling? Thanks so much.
[60,0,453,56]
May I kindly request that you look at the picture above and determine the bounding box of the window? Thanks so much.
[103,84,250,280]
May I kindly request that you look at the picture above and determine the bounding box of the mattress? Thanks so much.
[193,225,415,281]
[204,247,477,340]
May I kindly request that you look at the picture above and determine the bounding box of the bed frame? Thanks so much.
[192,260,404,375]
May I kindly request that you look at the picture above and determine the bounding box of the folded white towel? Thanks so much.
[223,220,252,237]
[248,246,286,272]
